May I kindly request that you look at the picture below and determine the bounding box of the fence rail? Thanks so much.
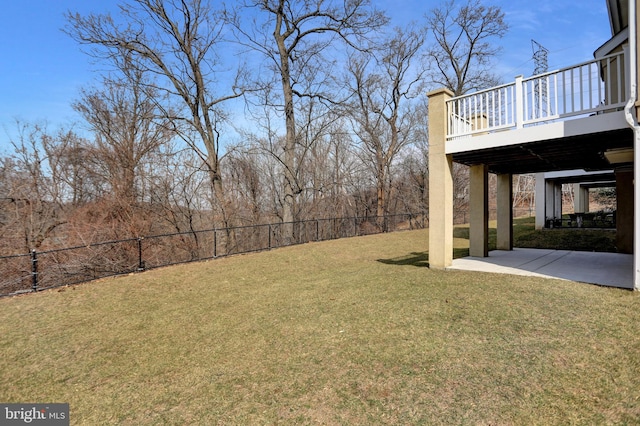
[0,213,427,297]
[0,208,541,297]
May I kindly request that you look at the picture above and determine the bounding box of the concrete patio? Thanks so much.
[448,248,634,289]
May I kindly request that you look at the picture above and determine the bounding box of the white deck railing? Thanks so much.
[446,50,628,140]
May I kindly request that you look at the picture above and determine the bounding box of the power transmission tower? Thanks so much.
[510,42,550,215]
[531,39,549,75]
[531,40,549,119]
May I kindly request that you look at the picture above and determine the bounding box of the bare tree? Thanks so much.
[394,146,429,218]
[345,26,426,228]
[425,0,508,96]
[322,122,361,219]
[46,130,101,207]
[73,73,173,206]
[224,148,267,225]
[227,0,387,241]
[298,119,358,219]
[142,144,214,257]
[66,0,246,227]
[423,0,508,218]
[1,123,70,252]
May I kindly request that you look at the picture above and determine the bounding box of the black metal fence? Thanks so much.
[0,213,427,297]
[453,207,535,225]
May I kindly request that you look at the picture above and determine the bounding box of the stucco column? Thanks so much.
[535,172,546,229]
[427,88,454,269]
[497,173,513,250]
[544,180,562,227]
[469,164,489,257]
[553,184,563,222]
[573,184,589,213]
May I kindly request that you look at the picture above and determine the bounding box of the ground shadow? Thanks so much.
[453,227,469,239]
[377,248,471,268]
[378,252,429,267]
[454,248,470,258]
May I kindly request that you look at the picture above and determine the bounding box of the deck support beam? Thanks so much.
[497,173,513,251]
[470,164,489,257]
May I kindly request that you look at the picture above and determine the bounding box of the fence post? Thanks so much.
[30,249,38,292]
[137,237,145,271]
[268,224,272,249]
[214,230,217,258]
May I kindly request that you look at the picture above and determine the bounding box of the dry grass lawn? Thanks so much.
[1,226,639,424]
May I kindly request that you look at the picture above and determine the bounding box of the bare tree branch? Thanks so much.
[226,0,387,240]
[66,0,248,227]
[424,0,508,95]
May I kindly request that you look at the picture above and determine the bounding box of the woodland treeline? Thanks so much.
[1,0,509,256]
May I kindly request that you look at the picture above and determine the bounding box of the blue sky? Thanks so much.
[0,0,611,153]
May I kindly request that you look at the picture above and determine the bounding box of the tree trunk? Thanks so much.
[376,170,385,225]
[208,161,237,253]
[275,14,297,244]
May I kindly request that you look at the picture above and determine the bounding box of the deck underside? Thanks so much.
[447,111,634,174]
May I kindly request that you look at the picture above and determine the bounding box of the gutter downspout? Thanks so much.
[623,0,640,290]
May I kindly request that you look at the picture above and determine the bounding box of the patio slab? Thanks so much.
[448,248,633,289]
